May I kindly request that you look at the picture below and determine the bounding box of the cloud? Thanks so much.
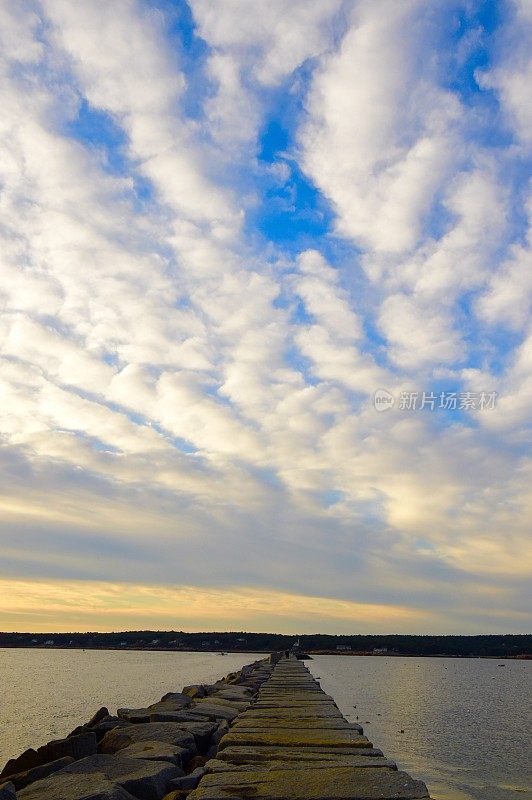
[299,0,461,254]
[476,0,532,148]
[0,578,485,635]
[0,0,530,634]
[189,0,344,151]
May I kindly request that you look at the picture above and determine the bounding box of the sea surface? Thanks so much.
[1,650,530,800]
[0,648,262,765]
[307,654,531,800]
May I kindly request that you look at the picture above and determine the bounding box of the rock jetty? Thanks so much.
[0,655,431,799]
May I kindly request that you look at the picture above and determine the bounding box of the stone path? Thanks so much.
[188,657,431,800]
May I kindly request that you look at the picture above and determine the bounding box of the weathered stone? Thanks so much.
[38,731,97,763]
[18,772,138,800]
[148,710,212,723]
[55,754,179,800]
[260,681,320,688]
[7,756,75,790]
[195,697,249,712]
[1,749,42,779]
[187,766,430,800]
[218,729,373,750]
[203,681,226,695]
[168,767,206,791]
[210,688,252,702]
[117,709,151,724]
[238,706,343,719]
[117,741,187,768]
[87,708,110,728]
[91,718,131,742]
[158,693,194,709]
[254,699,338,707]
[187,756,208,771]
[211,721,229,746]
[255,695,335,704]
[233,719,363,732]
[145,719,217,750]
[205,756,396,773]
[182,685,207,699]
[216,746,385,764]
[99,723,197,760]
[118,695,192,724]
[179,704,240,722]
[0,782,16,799]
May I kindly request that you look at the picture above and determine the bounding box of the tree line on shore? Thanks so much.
[0,631,530,657]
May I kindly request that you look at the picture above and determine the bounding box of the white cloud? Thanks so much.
[44,0,238,229]
[187,0,344,155]
[476,197,532,331]
[299,0,460,254]
[0,0,530,633]
[476,0,532,147]
[191,0,343,87]
[378,293,462,369]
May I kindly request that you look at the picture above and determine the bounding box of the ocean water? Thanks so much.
[0,648,262,765]
[1,649,530,800]
[307,654,531,800]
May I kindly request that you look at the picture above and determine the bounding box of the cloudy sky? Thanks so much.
[0,0,530,634]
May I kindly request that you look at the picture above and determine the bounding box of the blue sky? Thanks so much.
[0,0,530,633]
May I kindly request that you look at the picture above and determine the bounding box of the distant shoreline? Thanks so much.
[0,645,529,659]
[1,631,530,659]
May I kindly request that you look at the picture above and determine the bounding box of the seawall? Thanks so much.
[0,654,431,799]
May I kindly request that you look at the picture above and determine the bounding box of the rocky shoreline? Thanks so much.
[0,654,431,800]
[0,657,273,799]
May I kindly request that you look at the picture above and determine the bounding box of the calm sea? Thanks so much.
[307,654,531,800]
[0,648,262,765]
[1,650,530,800]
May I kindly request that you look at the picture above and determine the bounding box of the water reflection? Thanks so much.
[0,649,262,764]
[307,655,531,800]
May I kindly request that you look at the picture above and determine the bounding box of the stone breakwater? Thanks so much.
[0,655,431,800]
[0,658,272,799]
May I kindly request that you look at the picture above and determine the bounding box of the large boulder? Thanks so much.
[58,755,179,800]
[186,765,430,800]
[210,688,252,702]
[158,692,191,705]
[99,724,196,761]
[38,731,97,762]
[18,772,137,800]
[20,755,180,800]
[203,682,225,696]
[118,694,192,724]
[196,698,249,712]
[179,705,240,723]
[117,741,187,768]
[145,720,217,751]
[6,756,74,790]
[211,722,229,746]
[93,718,132,742]
[116,710,152,724]
[181,685,207,699]
[87,708,110,728]
[167,768,206,791]
[1,749,41,779]
[0,783,16,799]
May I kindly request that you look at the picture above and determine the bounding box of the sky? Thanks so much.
[0,0,530,635]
